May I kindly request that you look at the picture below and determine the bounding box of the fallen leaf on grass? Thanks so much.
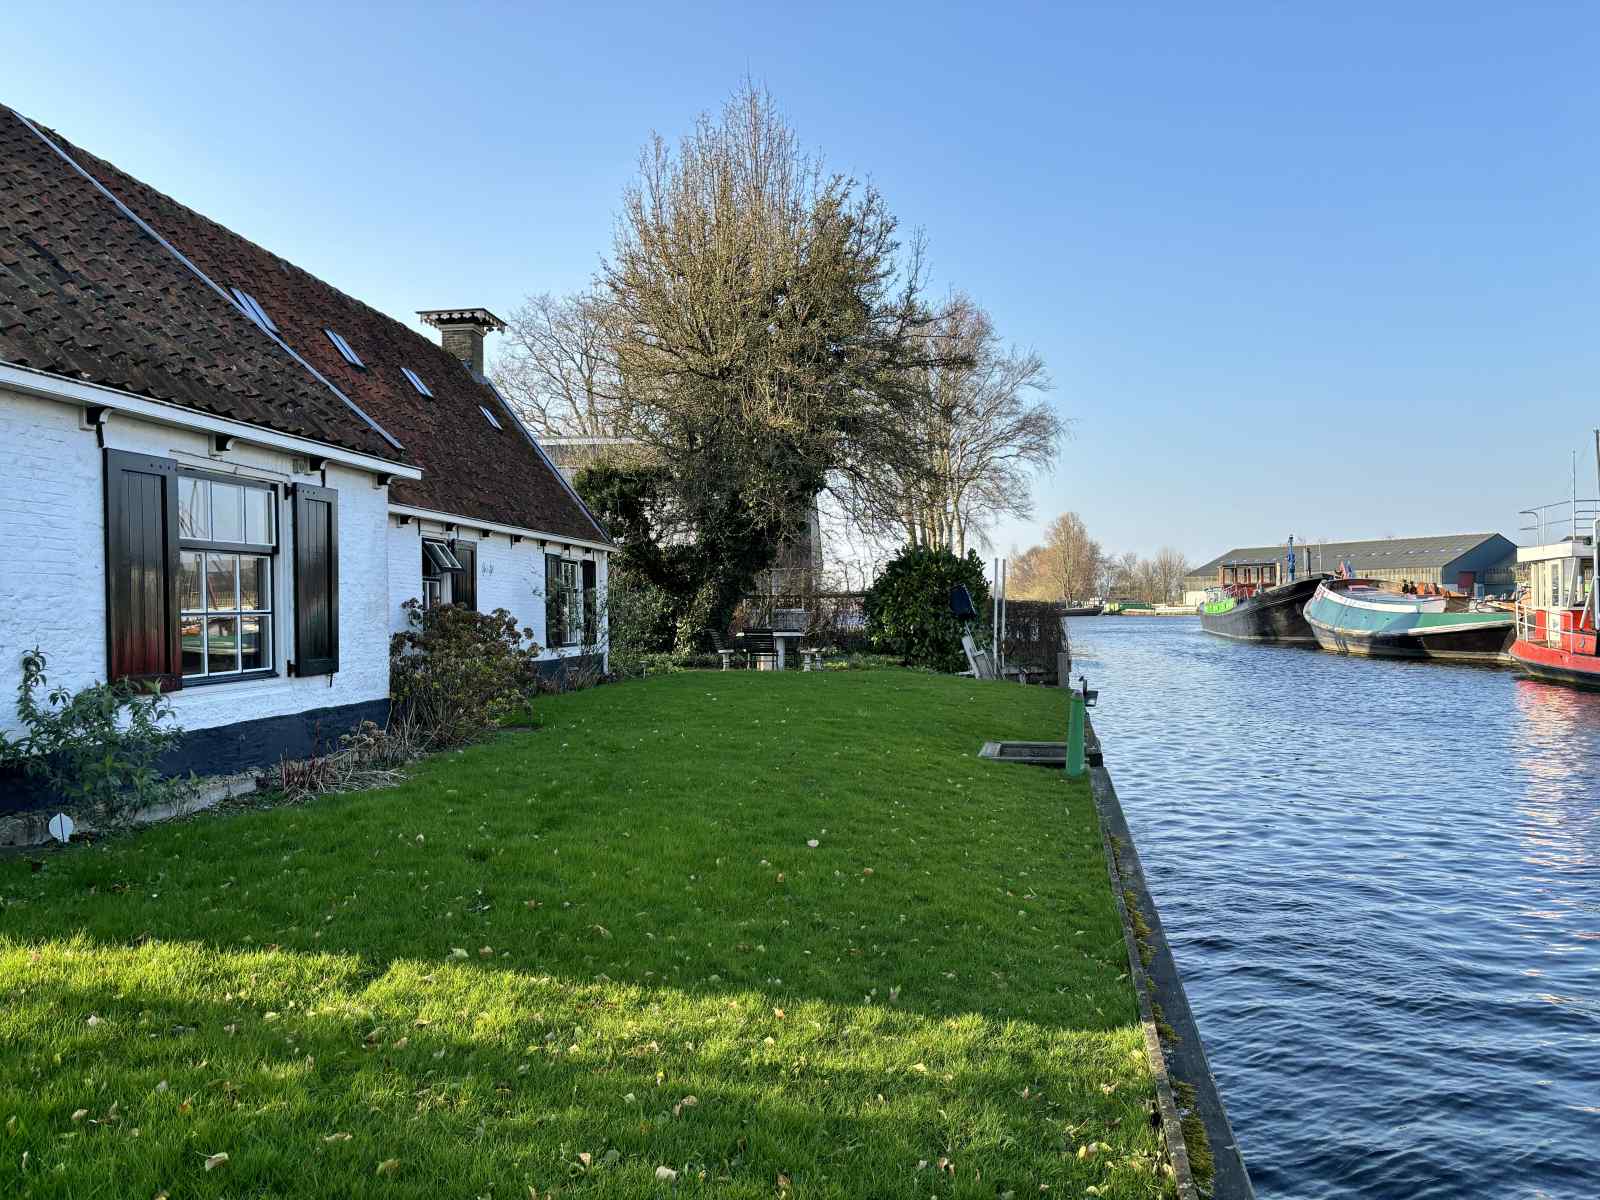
[85,1015,103,1027]
[323,1132,352,1143]
[376,1158,400,1176]
[71,1109,89,1122]
[449,948,468,959]
[202,1152,229,1171]
[673,1096,698,1117]
[655,1166,678,1182]
[478,946,494,958]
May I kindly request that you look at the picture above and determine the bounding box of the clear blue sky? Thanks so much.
[10,3,1598,563]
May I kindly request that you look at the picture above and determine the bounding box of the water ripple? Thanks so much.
[1074,617,1600,1199]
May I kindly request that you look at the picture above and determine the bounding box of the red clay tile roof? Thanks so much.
[0,107,401,461]
[0,108,609,543]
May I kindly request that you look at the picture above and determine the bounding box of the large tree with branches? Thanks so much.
[835,294,1059,553]
[596,82,947,631]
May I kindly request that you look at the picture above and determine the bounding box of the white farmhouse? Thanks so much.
[0,107,611,796]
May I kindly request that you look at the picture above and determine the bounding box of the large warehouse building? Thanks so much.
[1182,533,1517,606]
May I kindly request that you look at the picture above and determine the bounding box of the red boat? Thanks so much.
[1509,511,1600,689]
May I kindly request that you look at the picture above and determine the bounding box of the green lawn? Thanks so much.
[0,670,1167,1198]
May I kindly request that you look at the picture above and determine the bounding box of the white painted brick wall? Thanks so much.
[474,531,545,641]
[387,520,422,636]
[389,518,606,662]
[0,387,391,737]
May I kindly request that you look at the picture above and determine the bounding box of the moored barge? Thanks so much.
[1199,538,1327,643]
[1305,578,1515,664]
[1201,576,1327,642]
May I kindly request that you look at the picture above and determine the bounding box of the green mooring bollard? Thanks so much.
[1066,688,1085,777]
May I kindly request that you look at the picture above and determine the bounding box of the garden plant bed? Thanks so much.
[0,671,1170,1198]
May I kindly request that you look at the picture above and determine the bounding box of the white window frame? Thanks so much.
[177,471,278,682]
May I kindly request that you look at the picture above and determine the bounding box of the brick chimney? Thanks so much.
[417,308,506,376]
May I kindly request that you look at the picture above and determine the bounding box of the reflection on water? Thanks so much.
[1071,617,1600,1200]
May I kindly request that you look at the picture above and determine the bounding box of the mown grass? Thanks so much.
[0,670,1167,1198]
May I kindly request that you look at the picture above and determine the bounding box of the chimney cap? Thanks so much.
[417,307,506,333]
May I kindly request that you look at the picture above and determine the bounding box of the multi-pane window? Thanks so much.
[421,539,462,609]
[545,555,581,647]
[178,475,276,679]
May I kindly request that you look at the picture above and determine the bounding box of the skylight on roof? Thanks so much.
[401,367,433,398]
[324,328,364,368]
[230,287,278,334]
[479,404,503,430]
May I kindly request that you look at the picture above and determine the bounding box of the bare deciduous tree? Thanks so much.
[1151,545,1192,604]
[837,295,1060,554]
[1009,512,1103,601]
[493,291,622,438]
[1095,545,1192,603]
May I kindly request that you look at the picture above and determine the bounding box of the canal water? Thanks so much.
[1071,616,1599,1200]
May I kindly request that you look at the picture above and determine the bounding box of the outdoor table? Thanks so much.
[739,628,804,670]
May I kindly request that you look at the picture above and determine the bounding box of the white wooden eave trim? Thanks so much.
[0,361,422,481]
[388,502,614,554]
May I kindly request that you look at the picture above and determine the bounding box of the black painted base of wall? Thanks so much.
[0,697,390,816]
[164,697,391,780]
[535,654,605,686]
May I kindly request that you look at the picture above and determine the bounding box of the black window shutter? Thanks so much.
[545,552,563,645]
[452,541,477,611]
[291,483,339,676]
[581,559,597,644]
[104,449,181,690]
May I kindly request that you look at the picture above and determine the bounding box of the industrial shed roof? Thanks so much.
[1185,533,1515,583]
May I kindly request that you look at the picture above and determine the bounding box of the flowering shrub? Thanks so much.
[389,602,542,748]
[0,648,188,820]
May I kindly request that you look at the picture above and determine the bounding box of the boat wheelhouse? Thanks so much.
[1199,537,1327,643]
[1509,499,1599,689]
